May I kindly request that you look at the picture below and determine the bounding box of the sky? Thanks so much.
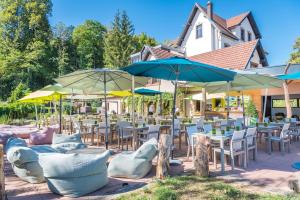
[50,0,300,66]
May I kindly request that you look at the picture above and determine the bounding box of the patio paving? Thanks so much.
[5,138,300,199]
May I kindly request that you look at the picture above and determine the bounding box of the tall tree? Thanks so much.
[0,0,54,100]
[104,10,135,68]
[133,32,157,52]
[289,37,300,64]
[51,22,77,75]
[72,20,106,69]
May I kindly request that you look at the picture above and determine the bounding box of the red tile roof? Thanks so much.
[189,40,259,70]
[149,47,183,59]
[226,12,250,28]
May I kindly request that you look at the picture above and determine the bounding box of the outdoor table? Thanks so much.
[192,130,233,175]
[123,126,149,150]
[256,125,281,154]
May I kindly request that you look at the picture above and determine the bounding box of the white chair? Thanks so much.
[139,125,160,144]
[203,123,212,133]
[234,118,244,129]
[116,121,132,150]
[186,125,199,161]
[245,127,257,163]
[192,118,204,131]
[270,123,290,155]
[214,130,246,170]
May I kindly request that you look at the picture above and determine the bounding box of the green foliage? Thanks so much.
[153,187,178,200]
[0,0,54,100]
[133,32,157,52]
[0,102,35,120]
[7,82,30,103]
[104,10,135,68]
[245,99,258,118]
[289,37,300,64]
[73,20,106,69]
[51,22,77,75]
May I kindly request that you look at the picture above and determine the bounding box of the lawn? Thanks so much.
[116,175,299,200]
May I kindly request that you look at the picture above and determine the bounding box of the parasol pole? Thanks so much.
[104,71,109,149]
[131,76,135,125]
[171,75,178,159]
[263,88,268,122]
[241,91,246,126]
[59,94,62,134]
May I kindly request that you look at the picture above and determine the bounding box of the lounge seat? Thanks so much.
[108,138,158,179]
[29,125,59,145]
[39,150,111,197]
[51,133,86,153]
[6,137,58,183]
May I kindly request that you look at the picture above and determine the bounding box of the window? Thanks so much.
[195,100,201,112]
[224,43,230,48]
[241,28,245,41]
[272,99,298,108]
[196,24,203,39]
[248,32,252,41]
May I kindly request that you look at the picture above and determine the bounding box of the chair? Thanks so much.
[193,118,204,131]
[96,122,111,146]
[173,119,183,149]
[203,123,212,133]
[245,127,257,163]
[213,130,246,170]
[270,123,290,155]
[139,125,160,144]
[116,121,132,150]
[235,118,244,129]
[186,125,198,161]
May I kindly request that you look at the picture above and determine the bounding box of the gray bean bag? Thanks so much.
[51,133,86,153]
[39,150,111,197]
[6,137,58,183]
[108,138,158,179]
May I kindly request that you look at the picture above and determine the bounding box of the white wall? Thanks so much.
[220,34,237,48]
[182,10,214,56]
[246,49,262,69]
[231,17,255,42]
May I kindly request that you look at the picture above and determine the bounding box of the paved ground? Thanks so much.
[5,138,300,199]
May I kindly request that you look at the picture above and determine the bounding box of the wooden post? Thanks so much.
[284,63,292,118]
[156,134,172,179]
[0,145,5,200]
[194,135,209,177]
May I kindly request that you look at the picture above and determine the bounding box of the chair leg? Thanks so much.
[214,150,217,169]
[187,146,190,161]
[244,153,247,168]
[126,138,129,151]
[231,154,235,171]
[280,141,285,156]
[287,140,291,153]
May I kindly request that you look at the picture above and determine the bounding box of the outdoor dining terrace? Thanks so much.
[3,114,300,199]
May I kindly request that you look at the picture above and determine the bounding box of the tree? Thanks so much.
[104,10,135,68]
[289,37,300,64]
[72,20,106,69]
[133,32,157,52]
[51,22,77,75]
[0,0,54,100]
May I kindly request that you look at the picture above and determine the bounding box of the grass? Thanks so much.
[116,175,300,200]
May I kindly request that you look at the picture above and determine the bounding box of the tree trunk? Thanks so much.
[284,63,292,118]
[156,134,172,179]
[194,135,209,177]
[201,88,206,116]
[0,145,5,200]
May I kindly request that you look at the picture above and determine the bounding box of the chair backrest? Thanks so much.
[280,123,290,138]
[172,119,181,136]
[203,123,212,133]
[147,125,160,140]
[245,127,257,146]
[213,116,219,121]
[186,125,198,145]
[231,130,245,151]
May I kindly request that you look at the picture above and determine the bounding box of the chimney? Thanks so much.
[207,1,213,20]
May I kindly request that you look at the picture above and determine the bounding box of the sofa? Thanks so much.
[29,125,59,145]
[6,137,58,183]
[39,150,111,197]
[108,138,158,179]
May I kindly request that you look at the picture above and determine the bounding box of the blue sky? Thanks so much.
[50,0,300,66]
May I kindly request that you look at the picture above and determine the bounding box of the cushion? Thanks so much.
[0,132,16,146]
[30,127,56,145]
[52,133,82,145]
[5,137,27,153]
[39,151,111,197]
[52,142,87,153]
[108,138,158,179]
[30,145,58,153]
[7,147,38,167]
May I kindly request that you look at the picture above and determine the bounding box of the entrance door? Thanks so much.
[262,96,272,119]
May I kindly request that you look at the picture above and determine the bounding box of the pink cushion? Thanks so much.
[29,127,57,145]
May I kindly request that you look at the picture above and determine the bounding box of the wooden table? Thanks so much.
[123,126,149,150]
[256,125,281,154]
